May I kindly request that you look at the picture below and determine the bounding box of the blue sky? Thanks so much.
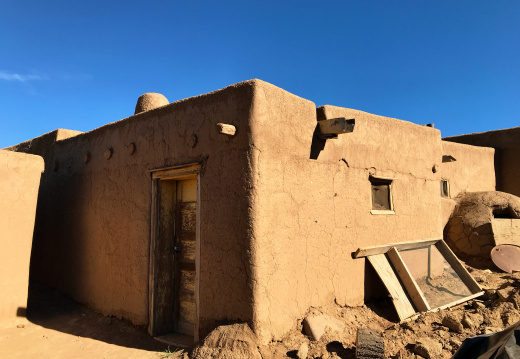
[1,1,519,148]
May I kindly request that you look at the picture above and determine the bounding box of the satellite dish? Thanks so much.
[490,245,520,273]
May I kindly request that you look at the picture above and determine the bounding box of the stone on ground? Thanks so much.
[302,313,346,341]
[355,328,384,359]
[442,313,463,333]
[414,337,442,359]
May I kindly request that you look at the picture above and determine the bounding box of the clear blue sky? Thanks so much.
[1,1,519,148]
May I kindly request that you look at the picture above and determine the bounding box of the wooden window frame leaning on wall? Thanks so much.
[354,239,484,321]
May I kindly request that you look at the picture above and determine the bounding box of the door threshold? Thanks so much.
[154,333,194,348]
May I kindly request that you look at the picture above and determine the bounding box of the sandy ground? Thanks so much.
[2,261,518,359]
[0,283,185,359]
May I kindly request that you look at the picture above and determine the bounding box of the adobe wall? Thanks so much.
[492,219,520,247]
[0,150,44,327]
[248,84,444,343]
[445,127,520,197]
[8,81,260,338]
[440,141,495,226]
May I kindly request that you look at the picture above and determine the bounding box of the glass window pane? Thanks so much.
[372,183,391,210]
[399,245,472,308]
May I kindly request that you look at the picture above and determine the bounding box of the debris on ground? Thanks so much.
[4,261,519,358]
[254,265,520,358]
[303,312,347,341]
[191,323,262,359]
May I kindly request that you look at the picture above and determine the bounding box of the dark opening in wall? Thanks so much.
[370,176,393,212]
[492,207,514,219]
[441,180,450,198]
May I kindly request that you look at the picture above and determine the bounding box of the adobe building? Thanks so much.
[0,150,44,327]
[444,128,520,259]
[445,127,520,198]
[5,79,499,344]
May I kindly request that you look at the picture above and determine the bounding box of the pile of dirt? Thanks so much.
[191,323,262,359]
[235,266,519,358]
[262,267,520,359]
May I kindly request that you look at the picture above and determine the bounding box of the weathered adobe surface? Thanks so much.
[7,80,264,340]
[445,126,520,198]
[252,99,444,343]
[445,191,520,260]
[0,150,44,327]
[439,141,495,227]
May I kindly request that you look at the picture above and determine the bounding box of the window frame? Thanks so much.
[440,179,450,198]
[369,175,396,215]
[354,239,483,320]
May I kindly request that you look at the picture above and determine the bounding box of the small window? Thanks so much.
[440,179,450,198]
[370,176,394,214]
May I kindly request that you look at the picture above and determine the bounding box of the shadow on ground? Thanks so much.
[26,281,170,352]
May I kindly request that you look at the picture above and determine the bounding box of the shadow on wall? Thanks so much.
[16,307,27,318]
[26,282,168,352]
[309,124,326,160]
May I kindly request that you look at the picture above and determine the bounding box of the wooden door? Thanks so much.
[174,178,197,335]
[149,165,200,342]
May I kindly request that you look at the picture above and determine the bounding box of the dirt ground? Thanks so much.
[258,259,520,359]
[2,261,519,359]
[0,283,184,359]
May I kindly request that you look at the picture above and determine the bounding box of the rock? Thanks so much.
[483,289,497,300]
[449,339,462,350]
[461,313,474,329]
[472,273,487,282]
[191,323,262,359]
[297,342,308,359]
[509,292,520,309]
[502,306,520,327]
[472,301,486,310]
[400,322,415,331]
[461,312,483,330]
[442,313,463,333]
[307,342,328,358]
[355,328,384,359]
[436,329,449,339]
[414,337,442,359]
[483,326,503,334]
[497,287,516,301]
[302,313,346,341]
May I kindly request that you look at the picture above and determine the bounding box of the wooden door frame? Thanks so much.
[148,163,201,341]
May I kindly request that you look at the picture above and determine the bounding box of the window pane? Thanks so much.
[399,245,472,308]
[372,183,391,210]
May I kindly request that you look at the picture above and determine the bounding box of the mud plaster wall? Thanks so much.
[0,150,44,327]
[445,127,520,197]
[8,81,260,338]
[440,141,495,226]
[250,91,444,343]
[491,219,520,247]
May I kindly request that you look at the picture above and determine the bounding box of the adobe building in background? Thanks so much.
[6,79,496,344]
[0,150,44,327]
[445,127,520,198]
